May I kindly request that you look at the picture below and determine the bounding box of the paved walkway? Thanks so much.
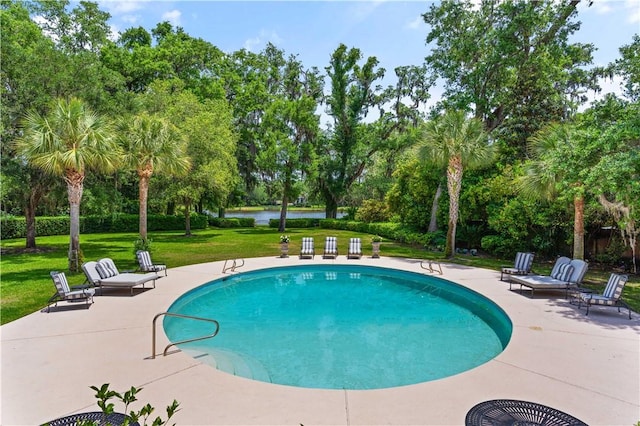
[1,256,639,425]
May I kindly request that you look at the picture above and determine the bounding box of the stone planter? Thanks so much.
[371,242,381,258]
[280,242,289,258]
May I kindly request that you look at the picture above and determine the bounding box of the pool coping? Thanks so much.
[2,256,639,425]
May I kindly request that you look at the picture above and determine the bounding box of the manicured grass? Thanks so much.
[1,227,638,324]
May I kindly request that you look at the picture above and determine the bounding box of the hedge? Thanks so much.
[267,217,440,248]
[0,214,209,240]
[268,218,321,228]
[208,217,256,228]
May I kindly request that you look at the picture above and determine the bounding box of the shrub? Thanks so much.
[133,238,152,257]
[0,214,209,240]
[269,218,320,228]
[355,199,391,223]
[209,217,255,228]
[90,383,179,426]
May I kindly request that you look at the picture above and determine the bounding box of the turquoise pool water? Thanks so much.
[164,265,512,390]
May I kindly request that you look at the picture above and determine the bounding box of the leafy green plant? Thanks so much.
[355,199,391,223]
[89,383,180,426]
[133,238,153,256]
[371,235,383,243]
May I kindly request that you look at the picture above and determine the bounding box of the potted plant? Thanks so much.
[371,235,382,258]
[279,235,290,258]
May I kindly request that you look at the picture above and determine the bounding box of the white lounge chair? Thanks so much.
[299,237,315,259]
[347,238,363,259]
[136,250,167,276]
[47,271,95,312]
[323,236,338,259]
[500,252,534,281]
[578,273,631,319]
[509,256,588,298]
[82,258,159,296]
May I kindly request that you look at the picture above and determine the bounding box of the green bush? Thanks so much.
[480,235,512,257]
[269,218,320,228]
[209,217,255,228]
[318,219,431,247]
[0,217,26,239]
[355,199,391,223]
[593,235,626,266]
[0,214,209,239]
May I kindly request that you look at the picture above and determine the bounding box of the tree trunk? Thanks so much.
[166,201,175,215]
[218,207,225,218]
[325,196,338,219]
[139,173,150,241]
[573,193,585,260]
[279,194,289,232]
[444,156,463,258]
[25,204,37,249]
[66,175,84,272]
[24,170,45,249]
[428,182,443,233]
[184,204,192,236]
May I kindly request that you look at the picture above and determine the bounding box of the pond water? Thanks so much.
[221,209,345,225]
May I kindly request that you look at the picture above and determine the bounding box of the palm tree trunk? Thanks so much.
[445,156,463,258]
[428,182,442,233]
[25,204,37,250]
[139,173,150,241]
[66,173,84,272]
[573,193,585,260]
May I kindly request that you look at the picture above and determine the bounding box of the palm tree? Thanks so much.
[519,123,589,260]
[119,112,190,242]
[14,97,120,271]
[418,110,494,258]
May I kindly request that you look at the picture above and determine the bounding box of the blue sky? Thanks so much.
[98,0,640,103]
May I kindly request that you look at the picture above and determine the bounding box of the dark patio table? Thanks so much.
[43,411,139,426]
[465,399,588,426]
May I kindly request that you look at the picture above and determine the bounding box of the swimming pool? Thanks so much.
[164,264,512,390]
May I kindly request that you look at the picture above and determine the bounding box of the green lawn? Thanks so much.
[1,227,638,325]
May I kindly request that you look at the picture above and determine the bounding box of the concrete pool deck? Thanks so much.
[1,256,639,425]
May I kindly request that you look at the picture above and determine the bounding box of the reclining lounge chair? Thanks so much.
[136,250,167,276]
[347,238,363,259]
[500,252,534,281]
[509,256,588,298]
[578,273,631,319]
[47,271,95,312]
[323,236,338,259]
[299,237,315,259]
[82,258,160,295]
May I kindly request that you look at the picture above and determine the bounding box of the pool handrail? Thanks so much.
[223,258,245,273]
[151,312,220,359]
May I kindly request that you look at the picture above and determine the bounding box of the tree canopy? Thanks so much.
[2,0,639,269]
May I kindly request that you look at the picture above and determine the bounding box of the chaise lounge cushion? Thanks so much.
[509,257,588,298]
[82,259,159,295]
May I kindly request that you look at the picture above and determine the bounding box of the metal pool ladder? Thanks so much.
[151,312,220,359]
[222,258,244,273]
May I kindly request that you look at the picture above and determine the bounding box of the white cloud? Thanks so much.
[626,0,640,23]
[405,15,424,30]
[108,24,120,41]
[244,30,283,52]
[121,14,139,24]
[347,0,385,22]
[579,75,627,111]
[590,2,612,14]
[162,9,182,26]
[99,1,146,15]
